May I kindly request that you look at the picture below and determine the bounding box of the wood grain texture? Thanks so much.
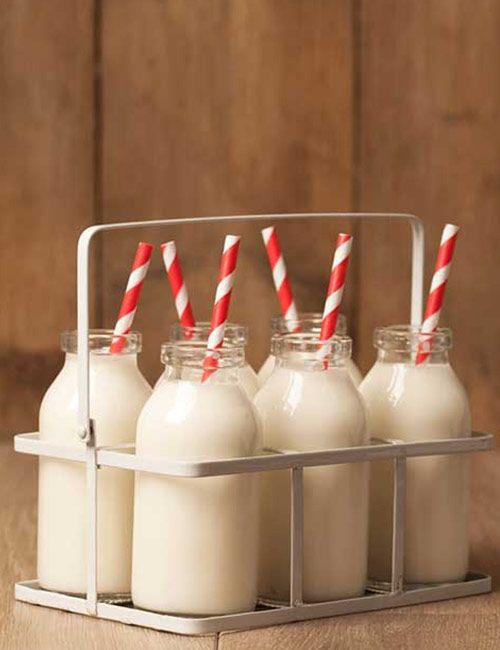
[99,0,355,381]
[2,1,500,645]
[354,2,500,585]
[0,0,96,438]
[4,439,500,647]
[219,610,500,649]
[355,0,500,438]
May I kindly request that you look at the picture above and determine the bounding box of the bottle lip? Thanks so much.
[161,340,245,368]
[270,312,347,336]
[169,321,249,345]
[374,325,452,353]
[271,332,352,361]
[61,329,142,355]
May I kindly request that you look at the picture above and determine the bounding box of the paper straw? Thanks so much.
[261,226,299,331]
[416,224,460,365]
[202,235,241,382]
[110,242,154,354]
[317,233,353,366]
[161,241,196,328]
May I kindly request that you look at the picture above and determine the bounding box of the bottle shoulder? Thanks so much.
[137,380,261,460]
[359,361,471,439]
[39,357,152,442]
[361,361,468,400]
[253,367,367,449]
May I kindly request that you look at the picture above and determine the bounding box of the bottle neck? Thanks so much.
[64,352,139,367]
[376,348,450,364]
[164,364,241,384]
[270,312,347,337]
[374,325,452,365]
[170,321,249,347]
[61,329,142,354]
[162,341,244,384]
[276,353,348,372]
[273,333,352,372]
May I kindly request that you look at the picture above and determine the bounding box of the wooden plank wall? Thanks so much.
[356,0,500,576]
[356,0,500,436]
[0,1,96,437]
[1,0,499,465]
[99,0,355,379]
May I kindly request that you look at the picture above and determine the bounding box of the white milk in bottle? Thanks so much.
[155,322,259,399]
[38,330,152,594]
[132,343,261,615]
[360,326,470,584]
[257,313,363,387]
[254,333,369,603]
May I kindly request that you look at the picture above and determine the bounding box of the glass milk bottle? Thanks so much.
[132,343,261,615]
[38,330,152,595]
[360,326,470,585]
[254,333,369,603]
[257,313,363,387]
[155,322,259,399]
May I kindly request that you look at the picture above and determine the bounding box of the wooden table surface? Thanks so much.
[2,441,500,650]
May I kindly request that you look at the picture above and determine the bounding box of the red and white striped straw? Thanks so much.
[202,235,241,382]
[317,233,353,365]
[161,241,196,328]
[261,226,299,331]
[415,223,460,365]
[110,242,154,354]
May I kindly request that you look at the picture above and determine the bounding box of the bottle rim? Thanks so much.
[270,312,347,336]
[161,340,245,368]
[271,332,352,361]
[374,325,452,353]
[169,321,249,345]
[61,329,142,355]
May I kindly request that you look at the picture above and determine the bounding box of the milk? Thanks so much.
[257,313,362,387]
[38,331,152,594]
[132,353,261,615]
[360,329,470,585]
[254,335,369,603]
[163,322,259,399]
[258,353,362,387]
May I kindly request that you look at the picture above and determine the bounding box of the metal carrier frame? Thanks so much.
[14,213,493,635]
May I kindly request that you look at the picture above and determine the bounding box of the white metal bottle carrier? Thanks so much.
[14,213,492,635]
